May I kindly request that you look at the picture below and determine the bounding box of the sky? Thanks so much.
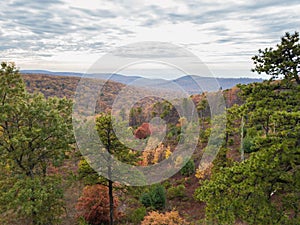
[0,0,300,79]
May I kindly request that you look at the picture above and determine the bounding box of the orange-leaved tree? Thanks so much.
[141,211,189,225]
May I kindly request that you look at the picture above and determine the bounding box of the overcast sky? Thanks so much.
[1,0,299,79]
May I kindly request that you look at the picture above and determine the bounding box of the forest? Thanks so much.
[0,32,299,225]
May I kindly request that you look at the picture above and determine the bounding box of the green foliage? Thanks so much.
[252,31,300,85]
[140,184,166,210]
[199,128,211,143]
[228,138,234,146]
[242,136,256,153]
[78,113,141,225]
[167,184,186,199]
[78,159,107,185]
[180,158,195,176]
[125,206,147,224]
[195,34,300,224]
[152,100,177,124]
[162,180,172,189]
[78,217,91,225]
[196,129,300,224]
[78,114,140,185]
[212,147,229,174]
[125,186,149,201]
[225,104,242,146]
[0,62,73,224]
[140,192,152,208]
[96,114,139,166]
[166,124,181,141]
[0,175,64,225]
[195,63,300,225]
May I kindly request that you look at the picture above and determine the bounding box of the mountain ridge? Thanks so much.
[21,70,264,94]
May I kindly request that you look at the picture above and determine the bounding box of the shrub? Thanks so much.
[195,163,213,180]
[140,184,166,210]
[140,192,152,208]
[126,206,147,224]
[180,159,195,176]
[162,180,171,189]
[167,184,186,199]
[76,184,119,225]
[141,210,189,225]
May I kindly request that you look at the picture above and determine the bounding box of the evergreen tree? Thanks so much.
[195,33,300,224]
[252,31,300,85]
[79,113,140,225]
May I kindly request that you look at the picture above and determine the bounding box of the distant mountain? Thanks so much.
[21,70,140,84]
[21,70,264,94]
[174,75,264,94]
[21,70,84,77]
[97,73,141,84]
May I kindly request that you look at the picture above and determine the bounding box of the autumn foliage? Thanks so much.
[141,210,189,225]
[134,122,152,139]
[76,184,120,225]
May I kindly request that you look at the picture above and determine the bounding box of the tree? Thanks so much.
[195,34,300,223]
[224,104,241,147]
[79,113,139,225]
[195,74,300,224]
[195,121,300,224]
[180,158,195,176]
[140,184,166,210]
[238,81,292,137]
[197,96,208,129]
[76,184,120,225]
[0,62,73,224]
[252,31,300,85]
[78,158,107,186]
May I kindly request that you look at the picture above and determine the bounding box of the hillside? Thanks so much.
[21,70,263,94]
[18,73,246,222]
[0,64,292,224]
[21,73,245,112]
[22,73,125,112]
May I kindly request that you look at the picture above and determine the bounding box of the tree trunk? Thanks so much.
[225,132,229,148]
[106,126,114,225]
[108,179,114,225]
[240,116,244,161]
[107,144,114,225]
[107,154,114,225]
[30,185,38,225]
[294,73,300,85]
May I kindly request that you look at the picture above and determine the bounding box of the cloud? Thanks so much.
[70,7,118,18]
[113,42,192,58]
[0,0,299,76]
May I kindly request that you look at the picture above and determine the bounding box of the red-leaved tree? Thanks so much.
[76,184,120,225]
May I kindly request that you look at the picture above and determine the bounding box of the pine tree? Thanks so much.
[195,33,300,224]
[79,113,140,225]
[252,31,300,85]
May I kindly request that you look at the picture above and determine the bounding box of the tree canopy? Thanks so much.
[0,62,73,224]
[195,33,300,225]
[78,113,140,225]
[252,31,300,85]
